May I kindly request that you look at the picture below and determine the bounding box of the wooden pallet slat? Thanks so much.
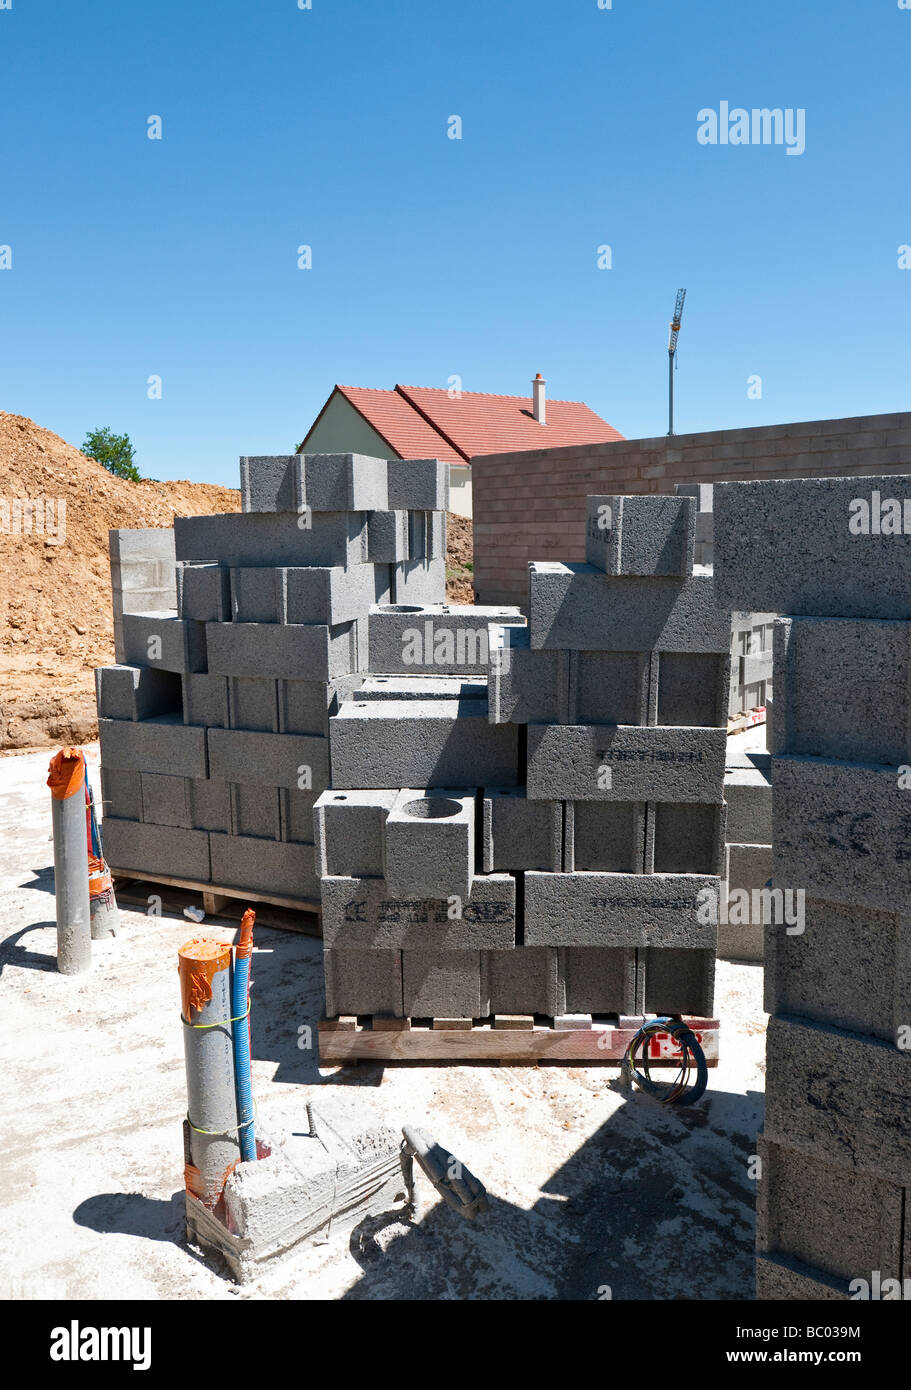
[318,1015,721,1064]
[110,868,321,935]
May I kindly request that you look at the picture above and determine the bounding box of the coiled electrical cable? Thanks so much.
[622,1016,708,1106]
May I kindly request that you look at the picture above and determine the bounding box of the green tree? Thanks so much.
[82,426,140,482]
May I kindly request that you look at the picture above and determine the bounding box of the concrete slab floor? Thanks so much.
[1,743,767,1301]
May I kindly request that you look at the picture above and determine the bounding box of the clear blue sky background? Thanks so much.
[1,0,909,484]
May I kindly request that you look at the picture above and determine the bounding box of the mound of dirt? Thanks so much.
[0,412,474,750]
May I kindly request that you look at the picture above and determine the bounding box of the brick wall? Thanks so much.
[471,410,911,606]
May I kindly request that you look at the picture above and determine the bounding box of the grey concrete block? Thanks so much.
[209,833,320,901]
[95,664,182,722]
[772,616,911,765]
[675,482,713,513]
[356,675,486,702]
[368,603,523,676]
[276,675,363,737]
[227,676,278,733]
[100,767,142,822]
[524,871,718,948]
[526,725,727,802]
[488,625,569,724]
[585,494,695,577]
[176,563,231,622]
[529,564,730,653]
[182,674,229,729]
[649,801,726,875]
[188,779,231,833]
[723,760,772,843]
[230,783,281,840]
[207,728,329,789]
[726,841,772,890]
[99,715,208,778]
[561,947,637,1014]
[330,698,520,789]
[653,651,729,727]
[207,620,361,681]
[101,817,211,881]
[284,565,378,626]
[715,475,911,619]
[298,453,389,512]
[320,873,516,950]
[387,457,449,511]
[391,557,447,605]
[485,946,560,1016]
[228,566,283,622]
[323,948,403,1018]
[402,951,485,1017]
[109,526,176,563]
[313,789,398,878]
[122,613,207,674]
[564,802,645,873]
[240,455,298,512]
[764,1016,911,1186]
[482,789,562,872]
[756,1135,904,1285]
[279,787,322,844]
[755,1253,852,1301]
[717,842,772,961]
[773,755,911,913]
[174,511,368,569]
[140,773,190,828]
[638,947,715,1016]
[367,511,409,563]
[568,651,649,726]
[764,897,910,1044]
[384,788,475,900]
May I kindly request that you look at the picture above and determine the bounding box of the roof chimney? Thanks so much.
[532,372,546,425]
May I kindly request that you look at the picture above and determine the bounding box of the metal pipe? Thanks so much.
[179,938,241,1208]
[231,910,256,1163]
[47,748,92,975]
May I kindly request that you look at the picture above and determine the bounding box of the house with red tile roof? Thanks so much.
[299,377,623,517]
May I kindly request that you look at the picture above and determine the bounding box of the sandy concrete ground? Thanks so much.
[1,744,767,1302]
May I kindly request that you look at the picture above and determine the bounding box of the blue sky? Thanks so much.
[1,0,910,484]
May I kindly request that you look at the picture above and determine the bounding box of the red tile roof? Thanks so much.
[306,383,623,465]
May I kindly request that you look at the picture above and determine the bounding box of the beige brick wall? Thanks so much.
[471,411,911,605]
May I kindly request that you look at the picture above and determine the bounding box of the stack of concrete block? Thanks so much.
[109,527,177,663]
[318,491,730,1024]
[720,745,773,962]
[96,453,449,901]
[675,482,774,720]
[714,474,911,1301]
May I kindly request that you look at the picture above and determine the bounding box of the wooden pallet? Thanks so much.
[318,1014,720,1064]
[110,868,321,936]
[727,706,766,735]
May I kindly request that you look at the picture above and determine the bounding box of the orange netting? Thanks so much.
[178,938,231,1022]
[46,746,86,801]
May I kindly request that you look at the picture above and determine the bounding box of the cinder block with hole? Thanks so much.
[368,603,523,676]
[313,789,399,878]
[383,788,476,901]
[96,664,182,722]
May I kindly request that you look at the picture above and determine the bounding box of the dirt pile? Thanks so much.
[0,412,474,750]
[0,411,241,750]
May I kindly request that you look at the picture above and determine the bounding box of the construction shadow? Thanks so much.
[0,921,58,975]
[338,1082,764,1301]
[74,1190,185,1246]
